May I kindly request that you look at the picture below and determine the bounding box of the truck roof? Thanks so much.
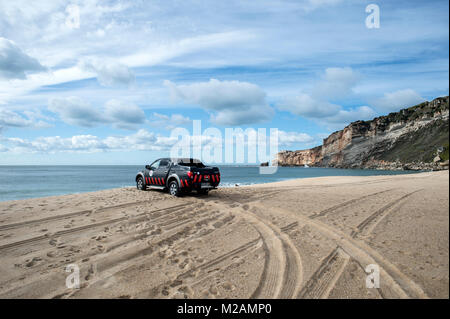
[158,158,202,163]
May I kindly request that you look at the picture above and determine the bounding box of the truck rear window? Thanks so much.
[178,162,205,168]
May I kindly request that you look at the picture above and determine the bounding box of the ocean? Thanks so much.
[0,165,417,202]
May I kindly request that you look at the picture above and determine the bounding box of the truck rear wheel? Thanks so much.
[169,180,181,196]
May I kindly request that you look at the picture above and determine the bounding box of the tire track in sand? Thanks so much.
[298,190,422,298]
[0,200,188,231]
[206,201,303,299]
[309,189,393,219]
[1,208,227,299]
[251,196,429,299]
[350,189,422,238]
[297,247,350,299]
[0,204,190,251]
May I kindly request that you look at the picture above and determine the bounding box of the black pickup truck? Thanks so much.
[135,158,220,196]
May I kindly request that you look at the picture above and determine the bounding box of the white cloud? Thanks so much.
[22,109,55,123]
[0,108,52,131]
[324,105,376,124]
[165,78,266,110]
[4,135,107,153]
[278,67,361,119]
[277,67,377,129]
[312,67,360,99]
[211,105,274,126]
[372,89,426,112]
[150,113,191,129]
[0,109,33,128]
[80,58,135,87]
[0,38,46,79]
[281,98,377,130]
[164,79,274,125]
[277,130,315,145]
[2,127,314,154]
[2,129,219,154]
[278,93,341,118]
[48,97,145,129]
[48,97,104,127]
[2,129,162,153]
[104,99,145,129]
[121,31,257,68]
[103,129,167,151]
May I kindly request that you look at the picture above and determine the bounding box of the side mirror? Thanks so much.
[145,165,151,170]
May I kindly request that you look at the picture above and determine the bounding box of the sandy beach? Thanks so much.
[0,171,448,299]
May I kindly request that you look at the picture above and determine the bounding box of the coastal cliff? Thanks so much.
[274,96,449,170]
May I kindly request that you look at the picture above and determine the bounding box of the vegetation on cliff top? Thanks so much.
[375,118,449,163]
[441,143,449,161]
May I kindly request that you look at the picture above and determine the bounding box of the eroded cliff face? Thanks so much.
[275,146,322,166]
[274,96,449,170]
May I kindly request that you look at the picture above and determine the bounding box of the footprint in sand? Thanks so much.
[25,257,42,268]
[170,291,185,299]
[85,264,96,281]
[178,258,192,270]
[178,285,193,297]
[47,251,58,258]
[208,285,220,297]
[170,279,183,288]
[161,286,170,296]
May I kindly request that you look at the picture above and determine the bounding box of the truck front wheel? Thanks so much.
[137,177,145,191]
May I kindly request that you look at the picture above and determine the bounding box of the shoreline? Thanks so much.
[0,168,430,204]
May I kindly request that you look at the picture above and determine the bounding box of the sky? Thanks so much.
[0,0,448,165]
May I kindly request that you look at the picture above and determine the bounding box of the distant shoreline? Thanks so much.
[0,169,434,204]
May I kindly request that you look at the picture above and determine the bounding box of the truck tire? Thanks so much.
[169,180,181,196]
[136,176,145,191]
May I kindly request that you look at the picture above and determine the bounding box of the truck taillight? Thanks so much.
[187,171,193,178]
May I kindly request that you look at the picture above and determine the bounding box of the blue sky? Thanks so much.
[0,0,448,165]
